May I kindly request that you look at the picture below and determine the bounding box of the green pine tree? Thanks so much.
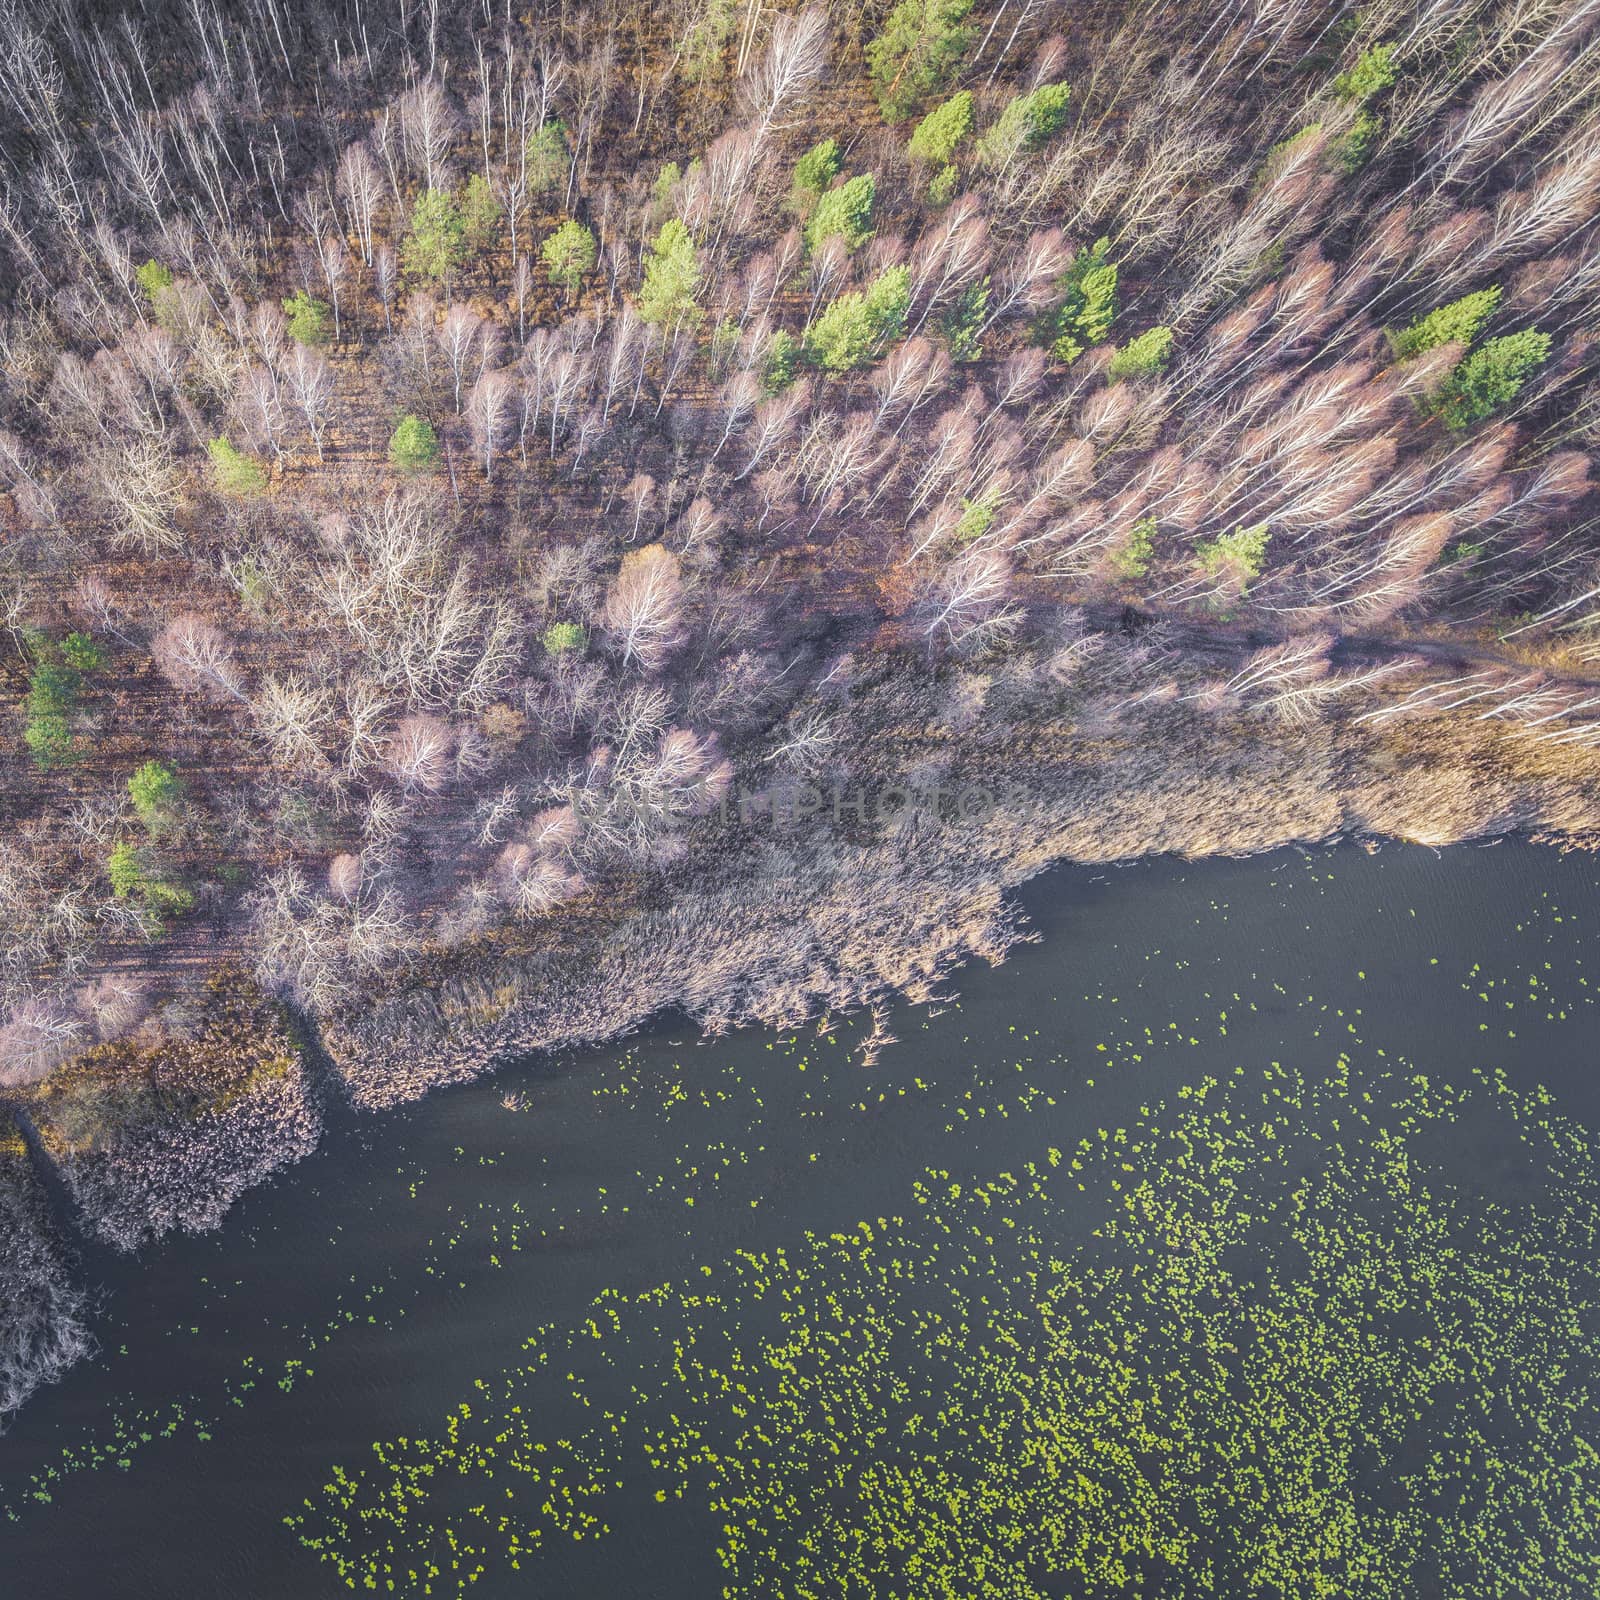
[867,0,977,123]
[1334,42,1398,104]
[402,189,467,282]
[763,329,800,393]
[135,259,174,302]
[23,640,83,771]
[637,219,702,327]
[542,621,589,655]
[804,267,909,372]
[977,83,1072,165]
[1433,330,1552,430]
[282,289,331,345]
[806,173,876,255]
[940,277,988,363]
[128,760,184,835]
[60,632,105,673]
[791,139,842,216]
[1390,287,1501,360]
[389,414,441,472]
[542,219,598,298]
[459,173,503,258]
[1107,326,1174,382]
[908,91,974,165]
[1112,517,1157,581]
[1046,239,1118,362]
[527,121,570,197]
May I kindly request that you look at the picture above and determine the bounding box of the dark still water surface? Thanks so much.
[5,840,1600,1598]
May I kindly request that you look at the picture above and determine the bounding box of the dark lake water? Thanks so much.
[4,839,1600,1597]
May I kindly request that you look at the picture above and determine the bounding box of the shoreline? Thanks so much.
[4,670,1600,1429]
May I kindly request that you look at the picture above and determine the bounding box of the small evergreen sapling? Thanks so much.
[806,173,876,256]
[282,289,331,345]
[389,414,440,472]
[637,219,702,327]
[1433,330,1552,430]
[208,437,267,496]
[1107,326,1174,382]
[542,219,598,298]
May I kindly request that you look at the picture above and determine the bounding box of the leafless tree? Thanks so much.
[152,614,247,704]
[918,543,1021,656]
[400,79,456,191]
[283,342,333,460]
[336,141,382,265]
[373,245,397,331]
[439,302,486,413]
[384,713,454,792]
[97,440,180,553]
[466,369,514,480]
[602,542,686,672]
[741,5,829,142]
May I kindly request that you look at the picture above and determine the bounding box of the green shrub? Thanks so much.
[60,632,105,673]
[637,219,702,327]
[388,414,440,472]
[1107,325,1174,382]
[908,91,973,165]
[24,650,82,770]
[1046,238,1117,362]
[128,760,184,834]
[764,329,800,393]
[940,277,987,363]
[1335,109,1383,174]
[806,173,876,256]
[1433,330,1552,430]
[402,189,467,282]
[527,121,570,196]
[459,173,503,257]
[926,163,960,206]
[1197,522,1271,592]
[542,219,598,297]
[804,267,910,372]
[1390,287,1501,360]
[135,259,174,302]
[867,0,976,122]
[542,621,589,655]
[282,289,330,345]
[1334,42,1398,104]
[791,139,842,215]
[1112,517,1157,580]
[208,436,267,496]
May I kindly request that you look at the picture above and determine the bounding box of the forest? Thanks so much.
[3,0,1600,1419]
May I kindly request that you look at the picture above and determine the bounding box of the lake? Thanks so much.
[4,838,1600,1597]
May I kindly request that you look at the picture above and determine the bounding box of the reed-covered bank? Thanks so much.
[5,650,1600,1427]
